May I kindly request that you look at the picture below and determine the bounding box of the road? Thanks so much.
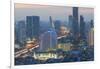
[15,35,67,58]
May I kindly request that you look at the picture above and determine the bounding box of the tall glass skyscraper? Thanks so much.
[80,15,86,39]
[39,16,57,52]
[26,16,40,39]
[54,20,61,30]
[68,15,73,32]
[88,20,94,46]
[15,20,26,45]
[39,29,57,52]
[72,7,79,40]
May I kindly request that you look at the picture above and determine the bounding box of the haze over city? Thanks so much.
[14,3,94,65]
[15,3,94,22]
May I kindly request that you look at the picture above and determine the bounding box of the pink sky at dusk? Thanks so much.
[15,3,94,22]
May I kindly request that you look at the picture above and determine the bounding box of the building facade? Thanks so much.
[26,16,40,39]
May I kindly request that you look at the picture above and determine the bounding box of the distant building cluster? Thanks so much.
[15,7,94,64]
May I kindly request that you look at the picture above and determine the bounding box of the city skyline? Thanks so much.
[15,3,94,22]
[14,3,94,65]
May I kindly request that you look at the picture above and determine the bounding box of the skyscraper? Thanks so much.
[49,16,55,29]
[68,15,73,32]
[88,28,94,47]
[15,20,26,45]
[54,20,61,33]
[90,19,94,28]
[39,16,57,52]
[80,15,86,39]
[39,29,57,52]
[88,20,94,46]
[26,16,40,39]
[72,7,79,40]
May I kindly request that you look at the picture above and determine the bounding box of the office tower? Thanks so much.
[68,15,73,32]
[54,20,61,33]
[15,20,26,45]
[90,19,94,28]
[15,21,18,44]
[39,29,57,52]
[88,20,94,46]
[88,28,94,46]
[39,16,57,52]
[26,16,40,39]
[80,15,86,39]
[72,7,79,40]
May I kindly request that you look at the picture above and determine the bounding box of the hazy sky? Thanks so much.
[14,3,94,22]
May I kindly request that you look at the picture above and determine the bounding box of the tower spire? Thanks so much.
[49,16,55,29]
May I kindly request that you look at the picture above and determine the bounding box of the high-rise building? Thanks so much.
[26,16,40,39]
[72,7,79,40]
[80,15,86,39]
[68,15,73,32]
[88,28,94,47]
[15,20,26,45]
[54,20,61,34]
[49,16,55,29]
[39,16,57,52]
[90,19,94,28]
[39,29,57,52]
[15,21,18,43]
[88,20,94,46]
